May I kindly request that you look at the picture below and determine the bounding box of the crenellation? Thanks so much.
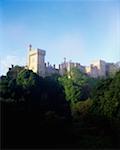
[27,45,120,78]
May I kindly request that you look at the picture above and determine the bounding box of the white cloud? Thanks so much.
[0,55,26,75]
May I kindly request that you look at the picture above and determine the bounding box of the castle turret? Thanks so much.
[27,45,46,77]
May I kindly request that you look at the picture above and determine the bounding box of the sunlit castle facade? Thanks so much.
[106,62,120,77]
[85,60,120,78]
[59,58,85,77]
[85,60,106,78]
[91,60,106,77]
[27,45,59,77]
[27,45,120,78]
[27,44,46,77]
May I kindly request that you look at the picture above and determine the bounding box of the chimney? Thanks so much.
[47,62,49,67]
[59,64,60,70]
[11,64,14,68]
[29,44,32,51]
[9,67,11,71]
[45,63,46,67]
[64,57,66,63]
[53,64,55,69]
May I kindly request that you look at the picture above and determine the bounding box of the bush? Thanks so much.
[72,99,93,120]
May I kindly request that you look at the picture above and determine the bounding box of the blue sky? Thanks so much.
[0,0,120,75]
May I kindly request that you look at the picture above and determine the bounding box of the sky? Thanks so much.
[0,0,120,75]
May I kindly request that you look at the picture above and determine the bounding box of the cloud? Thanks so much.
[0,55,26,75]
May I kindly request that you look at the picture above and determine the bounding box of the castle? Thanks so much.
[27,45,59,77]
[27,45,120,78]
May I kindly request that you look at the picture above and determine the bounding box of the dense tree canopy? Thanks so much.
[0,76,10,100]
[92,71,120,119]
[1,65,120,149]
[7,65,24,80]
[0,66,70,117]
[59,67,97,104]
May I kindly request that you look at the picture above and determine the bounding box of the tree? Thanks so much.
[0,76,10,100]
[7,65,24,80]
[43,75,70,117]
[0,66,24,102]
[59,67,95,104]
[16,69,44,104]
[92,71,120,119]
[72,98,93,120]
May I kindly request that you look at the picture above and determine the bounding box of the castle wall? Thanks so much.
[28,49,38,73]
[28,46,46,77]
[27,46,120,78]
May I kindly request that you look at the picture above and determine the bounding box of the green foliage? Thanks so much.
[7,65,24,80]
[1,66,120,148]
[72,99,93,120]
[43,75,71,117]
[16,69,42,90]
[92,71,120,119]
[59,76,80,103]
[70,67,88,84]
[0,66,25,102]
[59,67,97,104]
[0,67,71,118]
[0,76,10,99]
[0,76,21,102]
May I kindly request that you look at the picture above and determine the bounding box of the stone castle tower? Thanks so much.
[27,44,46,77]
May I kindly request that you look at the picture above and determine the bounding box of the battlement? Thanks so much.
[27,45,120,78]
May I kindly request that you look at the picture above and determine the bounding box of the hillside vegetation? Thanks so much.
[0,66,120,148]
